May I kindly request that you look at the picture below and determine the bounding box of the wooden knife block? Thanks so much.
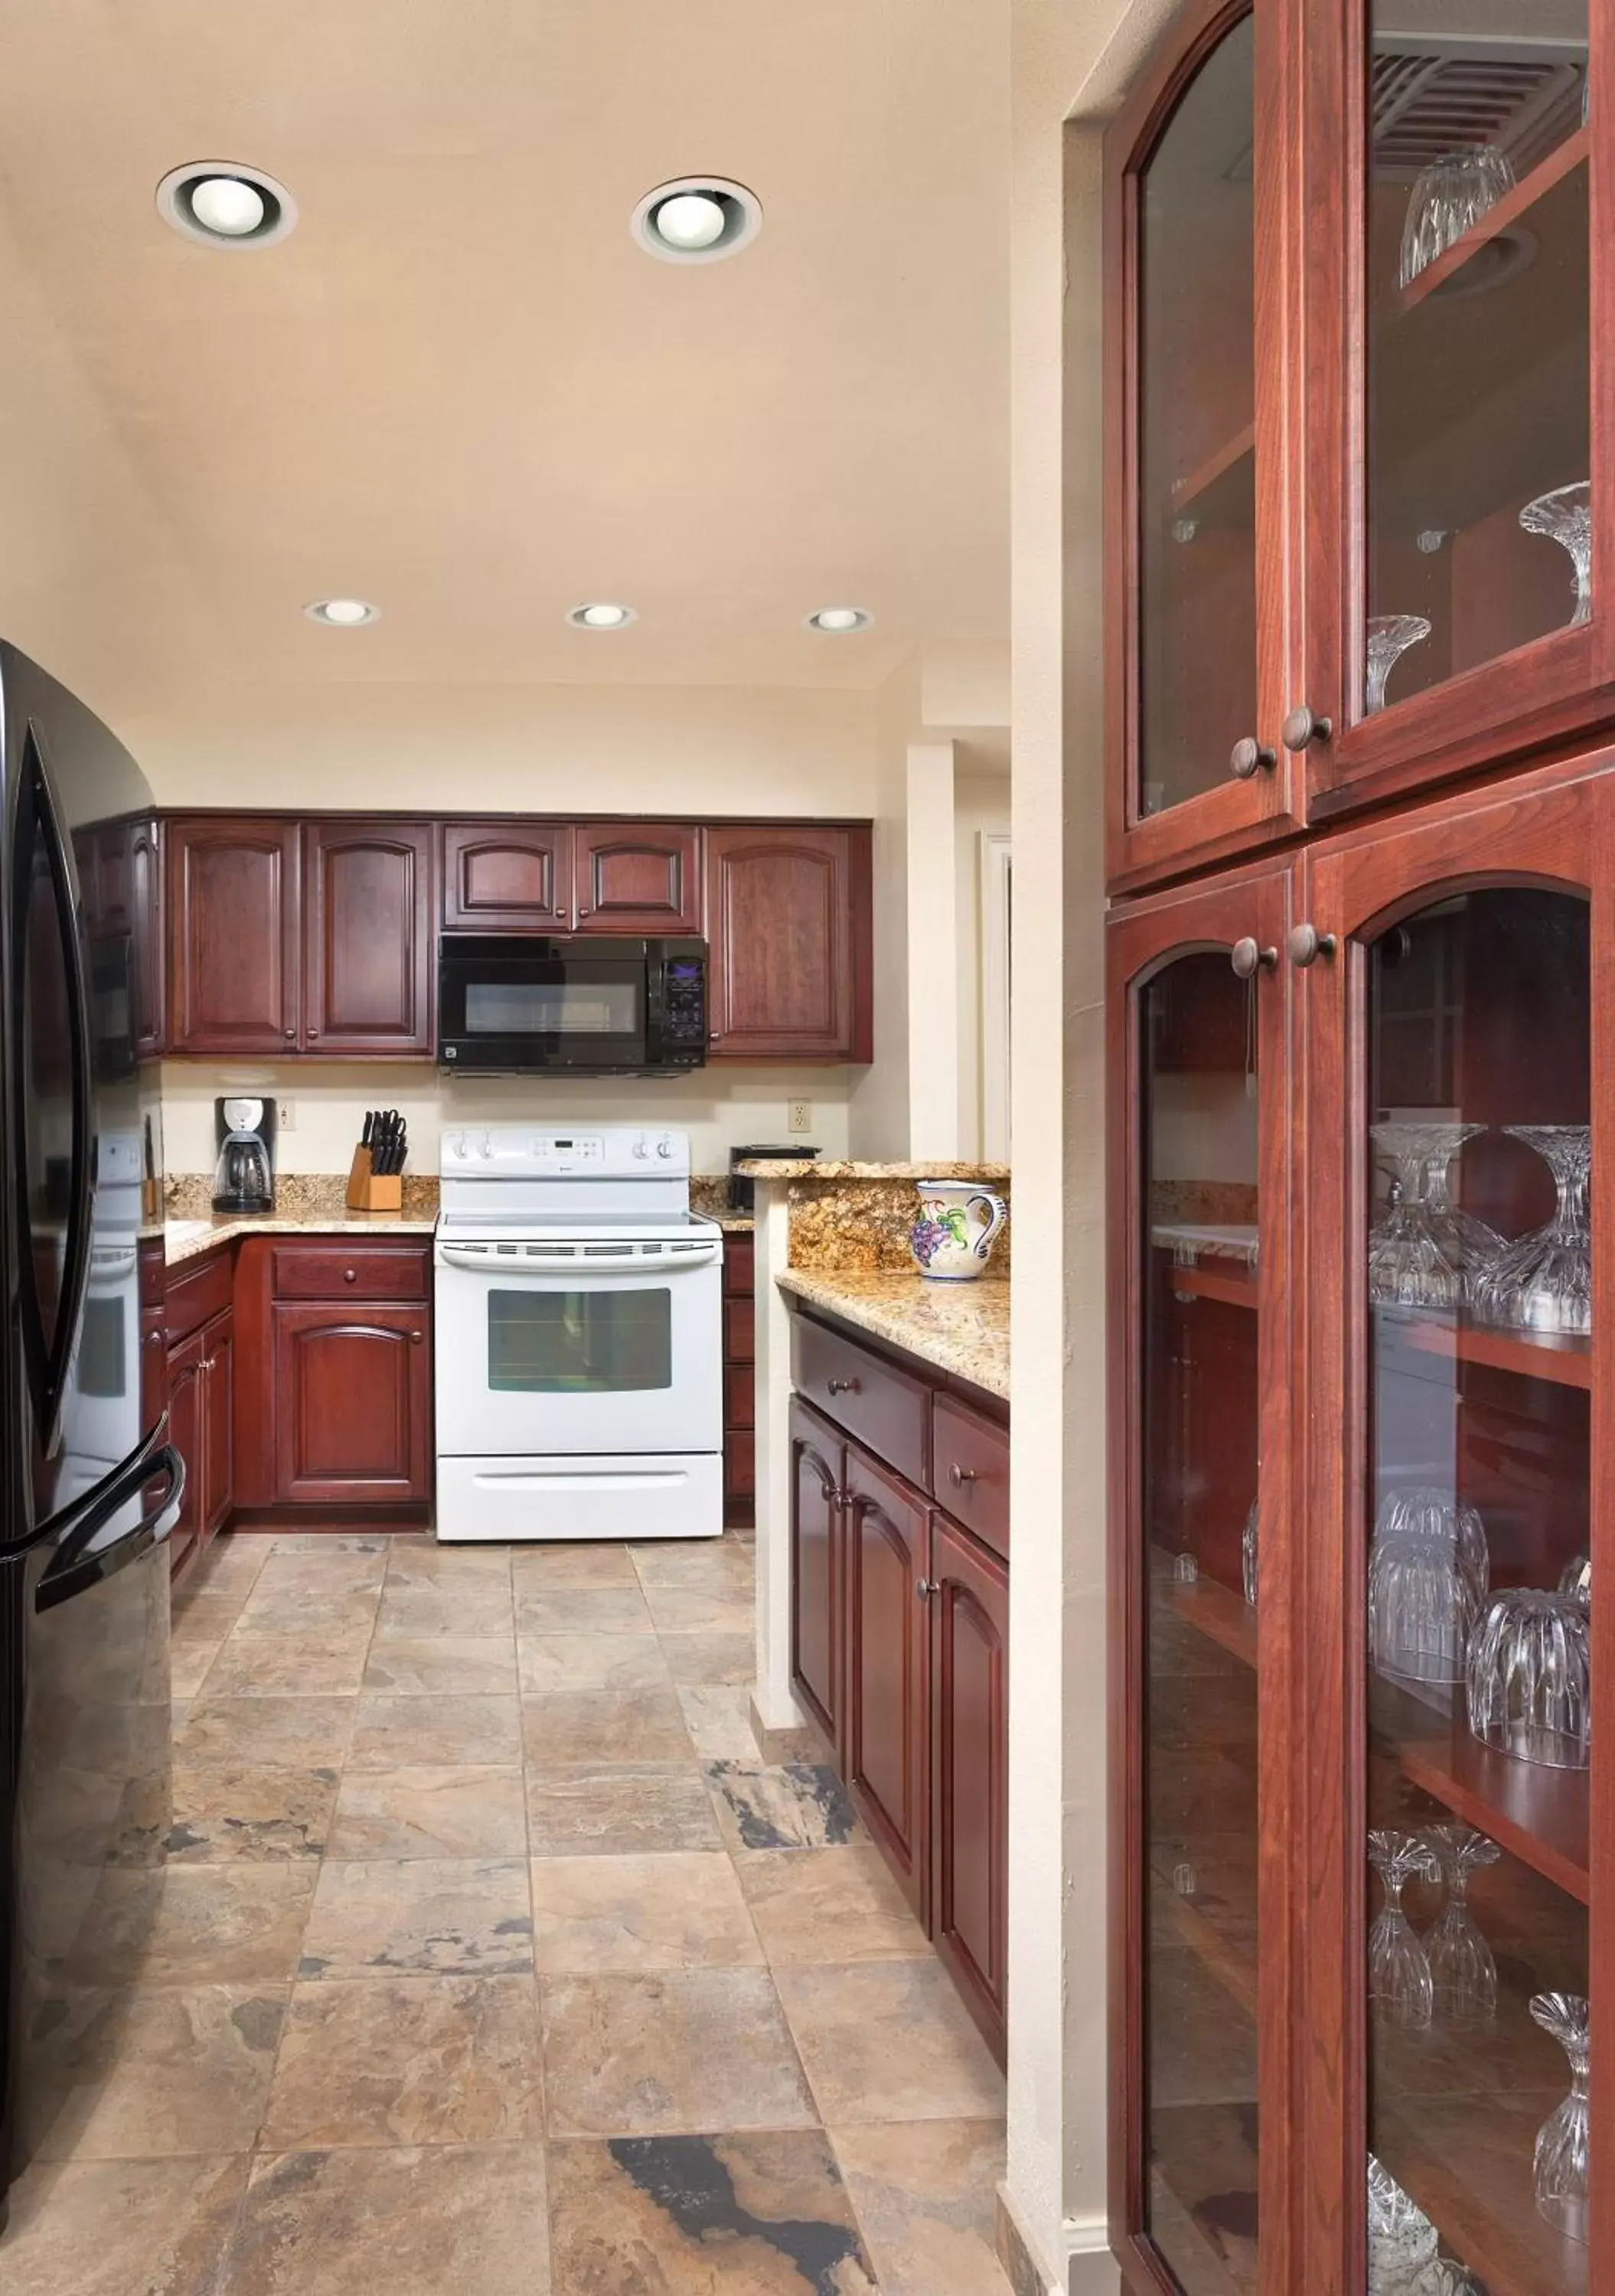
[344,1146,402,1213]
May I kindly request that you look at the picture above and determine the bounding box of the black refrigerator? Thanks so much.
[0,644,183,2221]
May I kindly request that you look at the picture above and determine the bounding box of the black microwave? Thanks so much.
[437,935,708,1074]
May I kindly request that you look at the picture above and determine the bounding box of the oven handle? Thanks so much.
[436,1240,722,1276]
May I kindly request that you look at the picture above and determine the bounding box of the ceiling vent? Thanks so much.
[1369,44,1586,179]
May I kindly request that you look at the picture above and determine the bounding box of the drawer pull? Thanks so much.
[344,1269,357,1283]
[827,1375,861,1397]
[948,1463,977,1488]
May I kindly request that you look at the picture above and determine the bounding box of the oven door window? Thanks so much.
[487,1287,673,1394]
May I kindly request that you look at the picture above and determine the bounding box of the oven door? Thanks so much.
[438,938,648,1071]
[434,1234,723,1456]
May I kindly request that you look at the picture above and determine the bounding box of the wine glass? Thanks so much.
[1472,1124,1591,1336]
[1366,2154,1440,2291]
[1369,1830,1440,2028]
[1519,481,1592,629]
[1399,145,1517,287]
[1467,1589,1591,1769]
[1369,1125,1465,1309]
[1241,1499,1258,1607]
[1424,1824,1500,2026]
[1560,1554,1591,1604]
[1365,615,1432,715]
[1419,1132,1505,1300]
[1369,1488,1489,1685]
[1531,1991,1590,2242]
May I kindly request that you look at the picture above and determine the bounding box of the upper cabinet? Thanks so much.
[129,815,165,1057]
[166,817,302,1055]
[1108,0,1611,890]
[303,820,434,1056]
[705,823,873,1062]
[442,820,573,931]
[573,823,703,935]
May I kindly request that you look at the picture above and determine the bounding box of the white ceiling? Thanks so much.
[0,0,1010,729]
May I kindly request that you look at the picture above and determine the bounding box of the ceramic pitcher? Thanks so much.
[909,1179,1007,1282]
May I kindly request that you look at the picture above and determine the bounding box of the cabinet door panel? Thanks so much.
[304,820,433,1056]
[844,1443,928,1919]
[706,825,870,1061]
[928,1512,1007,2056]
[574,823,701,934]
[166,817,301,1055]
[130,817,165,1055]
[789,1396,843,1750]
[165,1329,205,1578]
[272,1304,430,1504]
[201,1309,234,1542]
[442,820,573,931]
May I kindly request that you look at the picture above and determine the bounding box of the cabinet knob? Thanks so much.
[1281,704,1332,752]
[827,1375,861,1397]
[947,1462,977,1488]
[1287,923,1337,968]
[1228,736,1276,781]
[1230,938,1278,980]
[410,1329,424,1344]
[308,1027,320,1039]
[344,1269,357,1283]
[579,905,593,918]
[916,1577,939,1600]
[284,1027,296,1040]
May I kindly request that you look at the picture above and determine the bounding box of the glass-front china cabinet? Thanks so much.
[1105,2,1610,2293]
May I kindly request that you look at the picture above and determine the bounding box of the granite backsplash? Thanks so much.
[168,1172,441,1221]
[787,1174,1011,1277]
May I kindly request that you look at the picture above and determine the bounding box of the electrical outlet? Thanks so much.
[276,1100,296,1132]
[788,1100,811,1135]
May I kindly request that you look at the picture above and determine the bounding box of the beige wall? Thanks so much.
[955,768,1012,1159]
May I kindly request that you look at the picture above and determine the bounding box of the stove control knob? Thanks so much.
[656,1137,674,1159]
[477,1135,494,1160]
[633,1139,651,1159]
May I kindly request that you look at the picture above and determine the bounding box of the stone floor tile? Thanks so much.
[514,1585,655,1637]
[528,1851,763,1973]
[268,1533,393,1557]
[201,1632,371,1698]
[221,2144,550,2295]
[706,1761,863,1854]
[169,1590,250,1645]
[174,1695,355,1769]
[348,1694,523,1769]
[31,1985,285,2160]
[361,1636,517,1696]
[167,1761,338,1862]
[517,1632,674,1695]
[168,1639,224,1699]
[229,1583,380,1639]
[327,1766,527,1860]
[830,2119,1011,2296]
[640,1583,753,1635]
[0,2153,249,2295]
[69,1864,316,1986]
[525,1763,723,1857]
[373,1578,514,1639]
[630,1538,755,1590]
[540,1968,816,2138]
[511,1542,639,1589]
[736,1845,929,1965]
[775,1962,1006,2124]
[658,1629,754,1686]
[547,2129,877,2294]
[299,1858,533,1980]
[522,1686,693,1767]
[677,1684,761,1760]
[384,1543,513,1588]
[262,1975,544,2148]
[250,1549,389,1596]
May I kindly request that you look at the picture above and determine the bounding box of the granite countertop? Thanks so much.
[778,1268,1010,1401]
[165,1212,438,1268]
[737,1159,1010,1182]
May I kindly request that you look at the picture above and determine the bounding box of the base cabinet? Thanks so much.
[723,1232,756,1525]
[789,1397,843,1750]
[165,1304,233,1578]
[843,1446,929,1920]
[271,1303,430,1505]
[928,1510,1008,2049]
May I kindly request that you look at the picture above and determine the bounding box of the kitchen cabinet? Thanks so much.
[165,1327,205,1580]
[787,1307,1009,2059]
[442,819,573,931]
[574,822,703,934]
[723,1231,755,1527]
[271,1303,430,1504]
[1105,0,1609,894]
[302,819,434,1056]
[129,815,165,1056]
[163,1287,234,1578]
[705,824,873,1062]
[165,817,302,1055]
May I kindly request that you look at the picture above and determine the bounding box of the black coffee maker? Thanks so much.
[212,1097,276,1215]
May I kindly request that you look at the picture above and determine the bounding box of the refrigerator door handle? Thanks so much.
[34,1430,184,1614]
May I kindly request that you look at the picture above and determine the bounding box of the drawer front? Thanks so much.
[724,1360,755,1432]
[792,1313,929,1489]
[931,1394,1010,1562]
[271,1241,431,1302]
[725,1426,755,1501]
[166,1247,233,1344]
[724,1293,755,1365]
[723,1231,755,1297]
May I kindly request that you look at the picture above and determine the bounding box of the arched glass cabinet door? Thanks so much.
[1104,0,1301,892]
[1108,862,1295,2296]
[1302,756,1614,2288]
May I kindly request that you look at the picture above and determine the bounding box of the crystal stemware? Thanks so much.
[1519,481,1592,629]
[1241,1499,1258,1607]
[1467,1588,1591,1769]
[1366,2154,1440,2290]
[1424,1824,1500,2026]
[1365,615,1433,715]
[1560,1553,1592,1604]
[1531,1991,1590,2243]
[1419,1131,1505,1298]
[1369,1829,1440,2028]
[1369,1125,1464,1309]
[1369,1488,1489,1685]
[1399,145,1517,288]
[1472,1124,1591,1336]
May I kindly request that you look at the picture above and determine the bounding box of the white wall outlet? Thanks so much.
[276,1100,296,1131]
[788,1100,812,1135]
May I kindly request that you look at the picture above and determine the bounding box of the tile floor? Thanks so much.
[2,1529,1012,2295]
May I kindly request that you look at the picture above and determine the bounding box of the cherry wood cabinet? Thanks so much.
[302,820,434,1057]
[129,815,165,1056]
[574,822,703,934]
[723,1231,756,1528]
[165,817,302,1055]
[928,1508,1009,2054]
[441,819,573,931]
[164,1326,204,1580]
[843,1442,929,1919]
[789,1395,843,1750]
[164,1302,233,1578]
[270,1303,430,1505]
[706,823,873,1062]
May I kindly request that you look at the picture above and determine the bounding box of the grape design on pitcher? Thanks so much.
[909,1208,972,1267]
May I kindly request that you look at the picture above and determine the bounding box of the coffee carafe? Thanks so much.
[212,1096,275,1215]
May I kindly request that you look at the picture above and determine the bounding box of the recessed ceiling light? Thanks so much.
[631,177,762,265]
[805,607,873,634]
[157,161,298,249]
[566,602,638,630]
[305,598,380,627]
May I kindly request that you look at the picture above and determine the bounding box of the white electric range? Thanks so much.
[432,1124,724,1543]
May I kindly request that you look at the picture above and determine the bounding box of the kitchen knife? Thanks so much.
[361,1110,374,1150]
